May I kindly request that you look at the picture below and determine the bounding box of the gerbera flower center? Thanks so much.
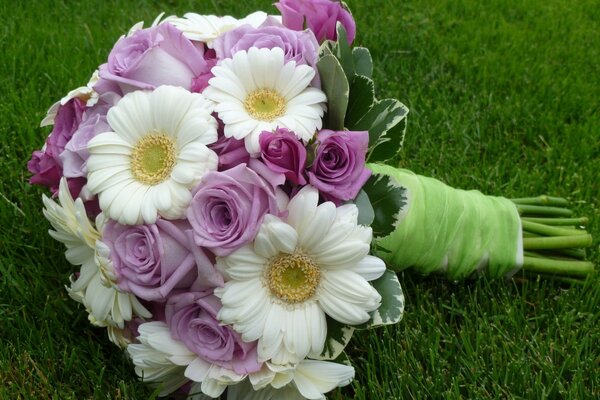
[266,253,320,303]
[244,89,286,121]
[130,133,177,185]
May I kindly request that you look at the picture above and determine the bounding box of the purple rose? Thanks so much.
[98,23,208,93]
[275,0,357,44]
[213,20,319,70]
[308,129,371,203]
[165,291,262,375]
[259,128,307,185]
[208,121,250,171]
[191,50,218,93]
[27,150,62,192]
[28,98,85,193]
[187,164,281,256]
[45,98,85,157]
[104,219,223,302]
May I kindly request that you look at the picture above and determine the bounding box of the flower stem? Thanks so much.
[525,248,587,260]
[521,216,588,226]
[515,204,573,217]
[511,196,570,207]
[521,220,588,237]
[512,196,594,281]
[522,256,594,278]
[523,235,592,250]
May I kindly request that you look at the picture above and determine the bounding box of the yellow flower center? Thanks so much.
[266,253,320,303]
[130,133,177,185]
[244,89,286,121]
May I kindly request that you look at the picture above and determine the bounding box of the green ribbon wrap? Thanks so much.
[368,164,523,280]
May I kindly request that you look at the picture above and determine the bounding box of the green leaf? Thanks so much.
[316,317,355,360]
[351,189,374,226]
[333,350,352,367]
[352,98,408,148]
[345,75,375,129]
[317,52,350,130]
[318,39,336,58]
[368,115,408,162]
[352,47,373,78]
[335,22,355,78]
[357,270,405,329]
[362,171,408,238]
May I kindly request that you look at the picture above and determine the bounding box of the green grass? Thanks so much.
[1,0,598,398]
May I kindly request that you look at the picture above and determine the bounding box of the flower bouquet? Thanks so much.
[28,0,594,399]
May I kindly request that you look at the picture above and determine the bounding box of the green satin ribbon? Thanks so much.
[368,164,523,280]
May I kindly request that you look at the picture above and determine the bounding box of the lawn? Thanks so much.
[0,0,598,398]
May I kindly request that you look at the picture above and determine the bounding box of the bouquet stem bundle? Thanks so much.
[368,164,594,282]
[514,196,594,279]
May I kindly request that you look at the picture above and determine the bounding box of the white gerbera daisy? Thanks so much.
[214,186,386,365]
[86,85,218,225]
[203,47,327,154]
[162,11,268,47]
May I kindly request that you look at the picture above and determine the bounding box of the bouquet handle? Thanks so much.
[368,164,594,281]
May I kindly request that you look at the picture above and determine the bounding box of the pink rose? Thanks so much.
[275,0,357,44]
[28,98,85,193]
[208,120,250,171]
[259,128,307,185]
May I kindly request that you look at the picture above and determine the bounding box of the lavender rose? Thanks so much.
[103,219,222,302]
[60,101,111,178]
[308,129,371,203]
[187,164,280,256]
[213,20,319,70]
[259,128,307,185]
[275,0,357,44]
[165,291,262,375]
[98,23,208,93]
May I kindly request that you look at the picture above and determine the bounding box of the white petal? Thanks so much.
[320,270,381,308]
[294,360,355,399]
[286,186,319,233]
[87,131,132,151]
[296,202,336,251]
[253,229,280,259]
[107,91,152,143]
[318,286,375,326]
[348,255,386,281]
[185,357,211,383]
[280,65,316,100]
[259,303,286,361]
[221,245,267,280]
[233,49,258,93]
[218,279,265,311]
[149,183,172,211]
[313,241,370,269]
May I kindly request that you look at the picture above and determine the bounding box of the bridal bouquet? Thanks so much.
[28,0,593,399]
